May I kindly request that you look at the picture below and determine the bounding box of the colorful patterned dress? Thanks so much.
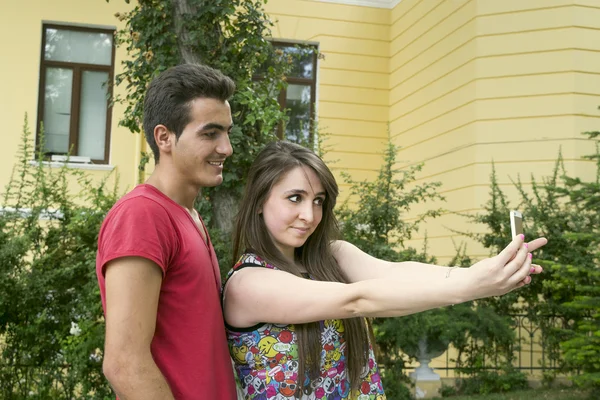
[224,253,386,400]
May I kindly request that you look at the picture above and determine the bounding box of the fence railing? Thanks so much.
[1,313,568,394]
[402,313,566,377]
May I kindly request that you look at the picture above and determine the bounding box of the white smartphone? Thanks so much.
[510,210,523,238]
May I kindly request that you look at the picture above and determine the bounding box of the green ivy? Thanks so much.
[109,0,319,274]
[98,2,320,372]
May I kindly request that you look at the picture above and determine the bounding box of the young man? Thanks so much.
[96,64,238,399]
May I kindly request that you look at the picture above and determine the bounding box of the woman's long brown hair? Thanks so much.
[232,141,371,395]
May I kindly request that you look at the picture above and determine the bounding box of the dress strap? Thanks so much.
[232,253,276,271]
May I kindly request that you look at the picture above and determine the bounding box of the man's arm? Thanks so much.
[102,256,175,400]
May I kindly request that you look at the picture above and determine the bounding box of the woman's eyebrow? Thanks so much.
[283,189,326,196]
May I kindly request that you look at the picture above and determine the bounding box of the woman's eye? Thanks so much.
[288,195,300,203]
[314,197,324,206]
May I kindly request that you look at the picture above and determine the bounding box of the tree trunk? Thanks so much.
[172,0,235,234]
[172,0,203,64]
[212,190,238,234]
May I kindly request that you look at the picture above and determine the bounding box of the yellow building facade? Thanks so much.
[2,0,137,195]
[3,0,598,262]
[389,0,600,263]
[266,0,600,264]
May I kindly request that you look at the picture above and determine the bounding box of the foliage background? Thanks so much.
[110,0,322,276]
[338,140,528,399]
[111,0,299,240]
[0,117,116,399]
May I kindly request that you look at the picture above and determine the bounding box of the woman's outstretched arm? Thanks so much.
[332,236,546,284]
[223,235,544,328]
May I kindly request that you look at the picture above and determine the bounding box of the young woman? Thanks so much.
[222,141,547,400]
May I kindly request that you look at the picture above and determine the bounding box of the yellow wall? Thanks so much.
[0,0,139,198]
[389,0,600,264]
[266,0,392,189]
[1,0,393,206]
[2,0,598,263]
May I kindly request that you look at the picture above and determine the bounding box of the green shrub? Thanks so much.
[454,367,529,395]
[465,129,600,394]
[337,138,535,398]
[0,115,119,399]
[337,139,443,400]
[555,131,600,396]
[439,383,458,397]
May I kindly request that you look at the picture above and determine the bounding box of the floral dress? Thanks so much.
[224,253,386,400]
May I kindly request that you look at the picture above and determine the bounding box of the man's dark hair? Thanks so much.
[143,63,236,163]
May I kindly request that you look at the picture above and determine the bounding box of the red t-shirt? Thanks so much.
[96,184,237,399]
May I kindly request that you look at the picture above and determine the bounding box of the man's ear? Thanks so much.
[154,125,173,154]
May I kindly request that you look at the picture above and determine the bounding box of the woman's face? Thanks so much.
[261,165,325,261]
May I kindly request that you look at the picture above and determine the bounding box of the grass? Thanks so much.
[434,387,591,400]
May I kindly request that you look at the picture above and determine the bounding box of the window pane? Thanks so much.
[45,28,112,66]
[43,68,73,154]
[284,84,312,144]
[78,71,109,160]
[277,45,314,79]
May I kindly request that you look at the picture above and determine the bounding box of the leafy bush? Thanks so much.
[337,139,444,400]
[0,115,119,399]
[337,138,561,398]
[439,383,458,397]
[453,367,529,395]
[464,129,600,396]
[337,139,444,257]
[555,131,600,397]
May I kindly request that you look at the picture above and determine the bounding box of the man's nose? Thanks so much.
[217,133,233,157]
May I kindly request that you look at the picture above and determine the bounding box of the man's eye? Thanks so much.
[204,131,218,138]
[288,195,300,203]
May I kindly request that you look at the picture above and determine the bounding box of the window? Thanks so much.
[37,24,115,164]
[272,42,318,145]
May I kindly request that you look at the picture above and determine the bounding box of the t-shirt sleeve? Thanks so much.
[97,196,178,277]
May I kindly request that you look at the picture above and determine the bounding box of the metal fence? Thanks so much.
[403,313,566,377]
[1,313,569,395]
